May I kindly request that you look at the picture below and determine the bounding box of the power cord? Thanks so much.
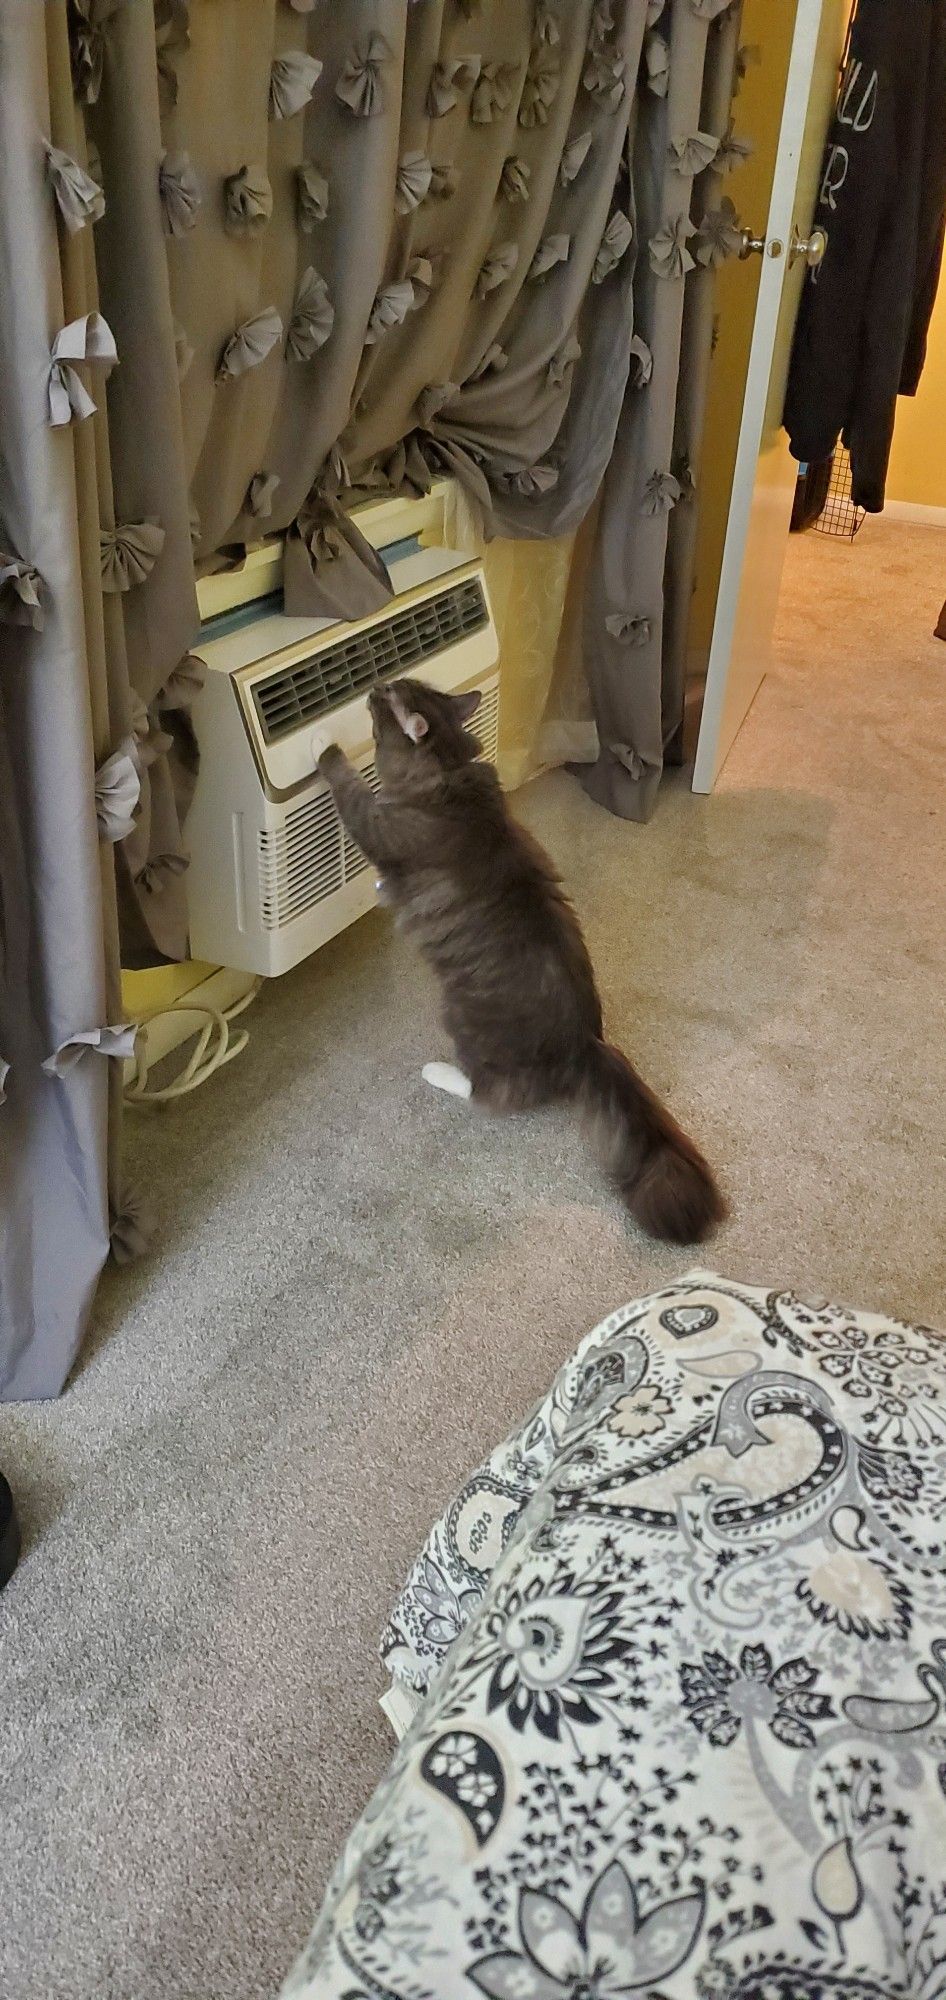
[124,979,262,1107]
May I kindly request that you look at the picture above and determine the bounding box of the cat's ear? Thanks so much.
[389,687,429,743]
[454,689,482,724]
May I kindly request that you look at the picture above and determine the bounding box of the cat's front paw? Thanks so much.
[312,730,343,773]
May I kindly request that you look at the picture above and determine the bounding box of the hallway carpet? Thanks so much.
[1,521,945,2000]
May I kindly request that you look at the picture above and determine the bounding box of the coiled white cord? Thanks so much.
[124,979,262,1107]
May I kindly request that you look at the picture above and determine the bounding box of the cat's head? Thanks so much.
[368,678,482,782]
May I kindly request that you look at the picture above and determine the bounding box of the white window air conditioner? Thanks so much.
[187,505,500,978]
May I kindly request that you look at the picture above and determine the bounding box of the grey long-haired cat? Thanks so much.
[315,678,726,1243]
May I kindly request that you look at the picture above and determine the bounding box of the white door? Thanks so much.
[691,0,846,793]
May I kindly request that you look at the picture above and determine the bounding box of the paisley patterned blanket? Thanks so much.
[282,1277,946,2000]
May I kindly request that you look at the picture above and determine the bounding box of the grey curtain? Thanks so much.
[579,0,744,818]
[0,4,146,1396]
[1,0,746,1397]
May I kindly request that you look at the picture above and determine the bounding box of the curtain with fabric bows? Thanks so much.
[0,0,749,1395]
[0,3,154,1396]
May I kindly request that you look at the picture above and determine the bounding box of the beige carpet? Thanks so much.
[1,519,945,2000]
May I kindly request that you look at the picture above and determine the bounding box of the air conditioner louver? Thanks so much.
[257,681,501,933]
[252,575,489,745]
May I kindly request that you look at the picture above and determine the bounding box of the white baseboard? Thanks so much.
[880,500,946,528]
[127,966,262,1074]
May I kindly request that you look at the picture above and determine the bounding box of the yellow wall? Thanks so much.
[886,275,946,508]
[123,960,216,1015]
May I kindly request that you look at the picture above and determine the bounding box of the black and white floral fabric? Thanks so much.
[282,1277,946,1999]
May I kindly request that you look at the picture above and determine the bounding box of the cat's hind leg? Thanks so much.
[422,1061,473,1100]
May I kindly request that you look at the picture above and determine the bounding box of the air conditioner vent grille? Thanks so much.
[251,576,488,745]
[257,679,500,933]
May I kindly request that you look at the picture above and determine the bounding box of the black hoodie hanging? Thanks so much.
[784,0,946,513]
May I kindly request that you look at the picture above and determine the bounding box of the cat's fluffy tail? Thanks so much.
[578,1040,726,1244]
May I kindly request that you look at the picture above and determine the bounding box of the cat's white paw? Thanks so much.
[311,727,337,768]
[422,1061,472,1100]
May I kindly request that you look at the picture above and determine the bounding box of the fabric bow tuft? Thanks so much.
[246,471,281,520]
[734,43,762,94]
[95,739,140,842]
[136,851,190,895]
[270,49,323,120]
[471,60,520,126]
[648,213,697,280]
[593,212,633,283]
[534,0,563,43]
[48,313,117,425]
[548,332,581,390]
[109,1187,156,1265]
[519,44,561,127]
[159,150,201,235]
[608,742,652,782]
[45,141,105,233]
[69,0,123,107]
[717,121,753,174]
[428,160,459,202]
[415,382,459,428]
[296,161,329,230]
[629,334,654,387]
[395,150,433,214]
[224,163,273,236]
[216,308,282,382]
[130,693,173,767]
[42,1023,139,1077]
[695,197,743,267]
[154,0,190,115]
[100,519,166,593]
[584,38,627,109]
[427,56,481,118]
[286,268,335,361]
[475,240,519,299]
[528,233,570,283]
[0,550,44,631]
[500,156,531,204]
[467,343,509,381]
[336,32,389,118]
[606,612,652,647]
[495,464,559,498]
[364,280,415,345]
[642,30,670,97]
[669,130,721,176]
[641,470,682,516]
[407,254,440,310]
[559,130,593,186]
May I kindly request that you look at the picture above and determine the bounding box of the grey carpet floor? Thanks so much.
[2,520,945,2000]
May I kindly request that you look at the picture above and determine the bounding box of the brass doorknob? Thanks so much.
[738,229,766,259]
[790,224,827,268]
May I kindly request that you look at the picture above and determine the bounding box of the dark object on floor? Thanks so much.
[784,0,946,512]
[790,456,834,532]
[0,1472,21,1591]
[318,679,726,1245]
[936,598,946,642]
